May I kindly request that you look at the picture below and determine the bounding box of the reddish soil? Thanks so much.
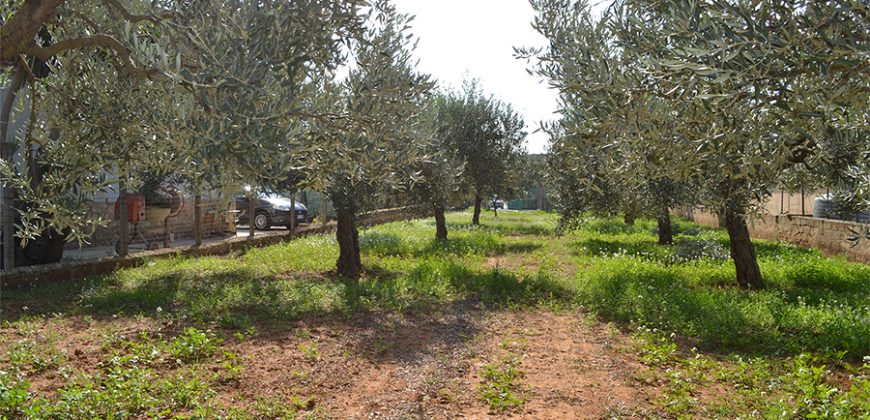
[228,305,655,418]
[2,304,658,419]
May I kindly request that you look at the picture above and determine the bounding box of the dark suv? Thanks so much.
[235,193,308,230]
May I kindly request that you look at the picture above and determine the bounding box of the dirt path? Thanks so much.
[3,304,655,418]
[225,305,654,418]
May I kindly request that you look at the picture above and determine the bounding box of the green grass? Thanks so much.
[1,210,868,417]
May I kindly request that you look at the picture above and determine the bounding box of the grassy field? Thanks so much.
[1,211,868,418]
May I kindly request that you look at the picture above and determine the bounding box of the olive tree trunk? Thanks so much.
[472,194,482,225]
[657,205,673,245]
[623,212,636,226]
[724,211,764,289]
[434,204,448,240]
[118,188,129,256]
[717,208,727,228]
[335,206,361,280]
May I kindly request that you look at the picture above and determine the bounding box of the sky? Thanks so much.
[392,0,560,154]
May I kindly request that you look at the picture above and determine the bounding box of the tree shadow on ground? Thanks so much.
[359,232,541,258]
[444,222,555,237]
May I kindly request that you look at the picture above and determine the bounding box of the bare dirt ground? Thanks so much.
[227,304,656,418]
[3,303,658,419]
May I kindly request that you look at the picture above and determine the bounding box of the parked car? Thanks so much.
[235,193,308,230]
[490,198,506,210]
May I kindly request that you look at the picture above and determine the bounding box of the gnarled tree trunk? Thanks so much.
[717,208,727,229]
[724,211,764,289]
[335,206,361,280]
[623,212,635,226]
[657,205,673,245]
[472,193,482,225]
[434,204,447,240]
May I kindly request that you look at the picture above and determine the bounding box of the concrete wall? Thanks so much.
[690,211,870,263]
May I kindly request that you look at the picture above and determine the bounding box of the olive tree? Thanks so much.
[407,94,466,241]
[300,1,434,280]
[525,0,869,289]
[0,0,366,268]
[435,82,526,225]
[522,1,697,245]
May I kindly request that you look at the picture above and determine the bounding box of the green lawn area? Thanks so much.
[2,211,868,418]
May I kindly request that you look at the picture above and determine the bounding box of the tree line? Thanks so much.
[521,0,868,289]
[0,0,527,279]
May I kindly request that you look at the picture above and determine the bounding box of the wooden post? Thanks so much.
[779,190,785,214]
[118,186,129,257]
[321,192,328,227]
[801,185,807,216]
[290,191,297,232]
[248,189,256,241]
[193,193,202,247]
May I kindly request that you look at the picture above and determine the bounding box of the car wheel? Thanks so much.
[254,212,271,231]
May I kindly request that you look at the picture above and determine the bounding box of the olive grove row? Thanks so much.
[523,0,869,289]
[0,0,526,278]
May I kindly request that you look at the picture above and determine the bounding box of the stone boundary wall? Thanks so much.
[0,206,429,290]
[689,211,870,263]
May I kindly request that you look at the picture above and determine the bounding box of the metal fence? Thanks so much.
[65,192,334,262]
[0,191,336,269]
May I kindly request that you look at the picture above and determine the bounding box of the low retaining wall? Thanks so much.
[0,206,428,290]
[690,211,870,263]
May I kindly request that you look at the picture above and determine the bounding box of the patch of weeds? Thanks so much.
[219,351,244,383]
[39,365,160,418]
[0,370,31,418]
[672,238,729,262]
[2,315,42,336]
[299,342,320,362]
[635,329,678,366]
[167,328,221,364]
[765,354,870,418]
[437,387,459,404]
[233,326,258,342]
[100,328,127,350]
[159,373,215,409]
[218,314,254,331]
[7,333,65,374]
[658,368,700,417]
[253,394,313,418]
[478,359,525,413]
[103,334,164,368]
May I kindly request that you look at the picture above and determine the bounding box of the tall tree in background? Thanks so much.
[436,82,526,225]
[524,2,697,245]
[411,94,465,240]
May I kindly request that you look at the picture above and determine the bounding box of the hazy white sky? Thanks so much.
[393,0,559,154]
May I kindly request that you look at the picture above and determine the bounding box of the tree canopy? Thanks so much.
[524,0,869,288]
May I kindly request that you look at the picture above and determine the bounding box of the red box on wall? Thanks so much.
[114,194,146,222]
